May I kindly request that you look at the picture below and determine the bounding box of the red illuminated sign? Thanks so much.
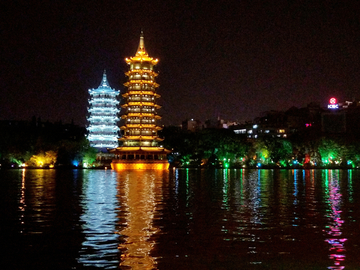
[328,97,338,109]
[329,97,337,104]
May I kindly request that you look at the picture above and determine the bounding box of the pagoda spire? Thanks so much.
[100,70,109,87]
[135,30,148,56]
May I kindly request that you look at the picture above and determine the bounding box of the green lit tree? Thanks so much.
[318,138,344,166]
[248,139,270,166]
[267,139,293,167]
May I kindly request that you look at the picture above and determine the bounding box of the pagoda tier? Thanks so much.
[111,32,170,170]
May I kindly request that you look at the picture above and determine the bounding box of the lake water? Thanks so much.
[1,168,360,269]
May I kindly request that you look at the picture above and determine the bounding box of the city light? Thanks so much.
[328,97,339,109]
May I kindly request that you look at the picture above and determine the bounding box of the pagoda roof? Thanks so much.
[125,31,159,65]
[89,70,119,93]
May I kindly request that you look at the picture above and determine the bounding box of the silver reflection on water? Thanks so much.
[77,170,120,269]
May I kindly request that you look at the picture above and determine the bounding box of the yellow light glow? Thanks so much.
[126,56,158,65]
[111,162,169,170]
[115,146,141,151]
[126,101,157,107]
[140,147,169,152]
[117,170,167,268]
[125,69,158,76]
[127,80,156,84]
[126,124,141,128]
[123,91,159,98]
[120,136,161,141]
[125,113,153,117]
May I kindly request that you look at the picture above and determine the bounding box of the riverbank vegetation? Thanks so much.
[161,126,360,169]
[0,119,97,168]
[2,119,360,169]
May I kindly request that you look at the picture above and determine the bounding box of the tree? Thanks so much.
[318,138,344,166]
[266,138,293,166]
[28,150,57,167]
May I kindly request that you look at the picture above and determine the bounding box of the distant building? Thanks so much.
[233,123,289,139]
[322,112,346,133]
[231,103,324,139]
[232,98,360,138]
[87,71,120,150]
[322,98,360,135]
[182,119,202,131]
[204,117,239,129]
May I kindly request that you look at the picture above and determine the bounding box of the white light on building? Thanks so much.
[87,71,120,149]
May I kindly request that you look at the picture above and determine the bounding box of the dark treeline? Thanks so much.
[0,117,96,168]
[161,126,360,169]
[3,118,360,169]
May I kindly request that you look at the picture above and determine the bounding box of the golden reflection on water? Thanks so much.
[19,169,26,233]
[21,169,57,234]
[117,170,166,270]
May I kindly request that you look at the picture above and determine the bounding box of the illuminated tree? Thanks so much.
[57,137,97,167]
[82,146,98,166]
[28,150,57,167]
[318,138,344,166]
[248,139,270,166]
[216,135,249,167]
[267,139,293,166]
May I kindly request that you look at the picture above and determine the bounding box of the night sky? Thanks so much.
[1,1,360,126]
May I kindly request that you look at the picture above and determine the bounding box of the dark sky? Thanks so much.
[1,0,360,126]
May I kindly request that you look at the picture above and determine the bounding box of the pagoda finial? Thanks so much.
[136,30,146,55]
[100,69,109,87]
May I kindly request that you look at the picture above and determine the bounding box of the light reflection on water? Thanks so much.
[1,168,360,269]
[116,170,165,270]
[325,170,346,270]
[77,170,120,269]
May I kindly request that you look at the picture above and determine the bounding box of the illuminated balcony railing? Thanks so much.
[122,113,160,118]
[124,80,159,88]
[88,108,118,114]
[89,97,118,103]
[125,69,158,77]
[123,93,160,99]
[121,135,158,140]
[122,114,153,119]
[87,126,118,131]
[88,115,118,119]
[123,102,159,107]
[125,124,141,128]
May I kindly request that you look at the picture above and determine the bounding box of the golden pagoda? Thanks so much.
[110,31,171,170]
